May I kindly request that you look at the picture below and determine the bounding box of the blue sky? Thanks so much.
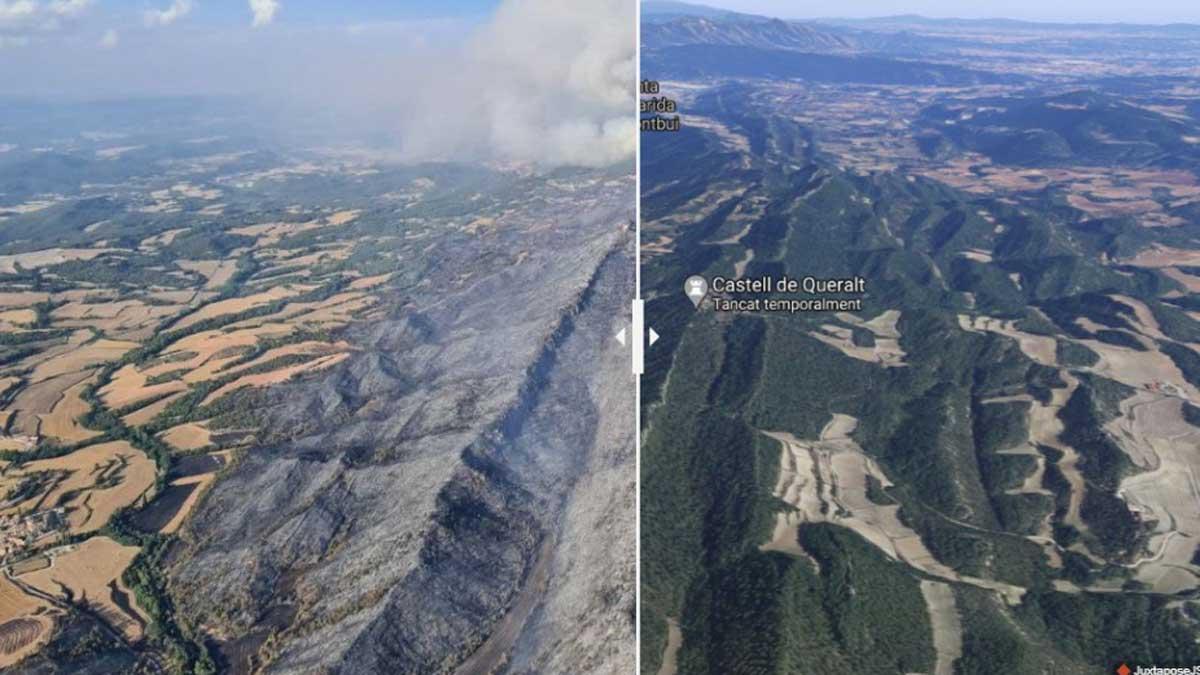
[135,0,502,26]
[0,0,637,169]
[0,0,501,52]
[0,0,503,98]
[701,0,1199,23]
[5,0,1192,102]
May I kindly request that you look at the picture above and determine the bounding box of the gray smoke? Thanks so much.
[396,0,635,167]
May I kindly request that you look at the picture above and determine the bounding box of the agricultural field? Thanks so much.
[0,575,54,669]
[641,5,1200,673]
[0,135,389,668]
[19,537,148,641]
[0,94,635,671]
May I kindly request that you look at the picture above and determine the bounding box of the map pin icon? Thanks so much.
[684,275,708,308]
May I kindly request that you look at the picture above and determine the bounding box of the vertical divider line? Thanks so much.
[632,300,645,375]
[633,0,643,670]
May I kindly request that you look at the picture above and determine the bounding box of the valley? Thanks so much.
[640,4,1200,673]
[0,103,635,673]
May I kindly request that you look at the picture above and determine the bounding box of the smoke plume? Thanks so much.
[397,0,635,167]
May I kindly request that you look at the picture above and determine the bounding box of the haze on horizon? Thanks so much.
[0,0,635,167]
[673,0,1200,25]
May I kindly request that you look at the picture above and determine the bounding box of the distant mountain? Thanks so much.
[643,16,856,51]
[642,1,754,21]
[824,14,1200,35]
[641,9,955,58]
[644,3,1200,34]
[917,90,1200,168]
[642,4,1200,64]
[644,44,1015,86]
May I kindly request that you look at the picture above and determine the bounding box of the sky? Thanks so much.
[0,0,500,75]
[4,0,1193,102]
[0,1,496,101]
[0,0,636,167]
[697,0,1200,24]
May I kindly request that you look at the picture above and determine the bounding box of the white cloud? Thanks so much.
[144,0,192,27]
[0,1,38,27]
[1,0,93,45]
[249,0,278,27]
[99,27,116,48]
[48,0,91,18]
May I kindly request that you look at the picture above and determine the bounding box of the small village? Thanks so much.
[0,509,66,563]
